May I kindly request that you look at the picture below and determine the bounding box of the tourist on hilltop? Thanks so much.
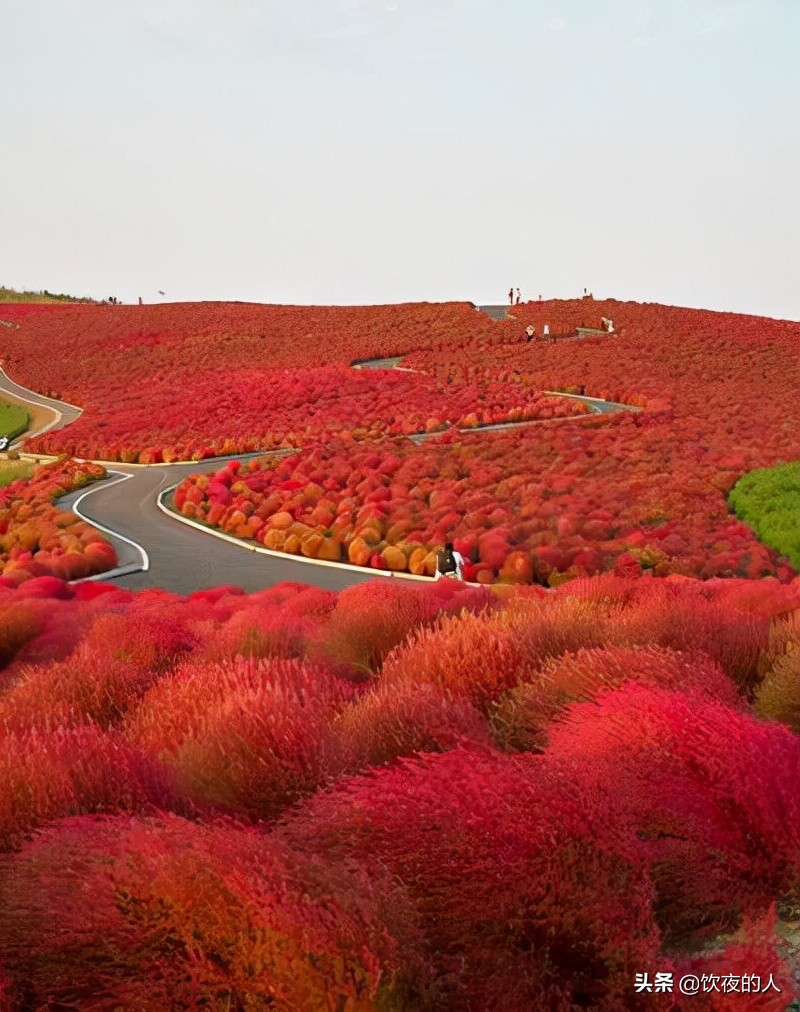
[436,541,465,581]
[508,287,514,306]
[515,287,522,305]
[524,325,536,342]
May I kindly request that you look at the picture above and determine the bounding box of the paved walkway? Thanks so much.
[0,359,638,595]
[474,304,510,321]
[0,367,82,445]
[351,356,404,369]
[58,462,383,594]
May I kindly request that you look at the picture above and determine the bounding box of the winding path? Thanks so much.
[0,367,82,444]
[0,359,638,595]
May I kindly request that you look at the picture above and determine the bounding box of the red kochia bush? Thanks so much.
[0,970,11,1012]
[0,725,172,850]
[201,604,323,661]
[0,602,43,684]
[0,814,432,1011]
[705,576,800,619]
[3,596,90,670]
[334,681,491,771]
[616,594,770,693]
[71,579,133,603]
[491,645,741,752]
[13,575,73,600]
[124,656,355,820]
[545,685,800,946]
[503,593,634,663]
[0,643,165,732]
[379,610,535,710]
[279,746,663,1010]
[312,581,442,676]
[80,605,201,673]
[379,595,638,710]
[675,908,796,1010]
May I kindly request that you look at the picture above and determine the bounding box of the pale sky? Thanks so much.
[2,0,799,319]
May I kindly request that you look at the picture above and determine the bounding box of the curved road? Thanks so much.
[58,461,383,594]
[0,367,82,444]
[0,363,637,595]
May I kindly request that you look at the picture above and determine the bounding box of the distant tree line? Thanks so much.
[0,285,97,304]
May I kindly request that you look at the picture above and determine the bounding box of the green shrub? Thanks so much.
[729,461,800,569]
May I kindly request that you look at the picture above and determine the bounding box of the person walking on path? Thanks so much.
[524,325,535,342]
[543,323,550,342]
[436,541,465,580]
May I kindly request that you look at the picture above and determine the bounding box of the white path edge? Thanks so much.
[1,359,637,588]
[0,376,67,443]
[70,471,151,582]
[155,484,434,584]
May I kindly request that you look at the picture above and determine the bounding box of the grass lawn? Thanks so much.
[729,460,800,569]
[0,401,30,441]
[0,460,34,486]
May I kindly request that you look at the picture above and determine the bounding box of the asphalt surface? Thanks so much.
[58,460,385,594]
[0,367,82,444]
[475,304,510,321]
[0,357,637,595]
[351,356,404,369]
[0,368,366,594]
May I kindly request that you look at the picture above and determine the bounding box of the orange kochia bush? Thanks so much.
[0,459,117,585]
[175,406,797,583]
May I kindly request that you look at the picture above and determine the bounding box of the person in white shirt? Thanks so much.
[436,541,465,580]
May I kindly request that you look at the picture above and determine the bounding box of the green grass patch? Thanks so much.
[729,461,800,569]
[0,401,30,442]
[0,460,34,487]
